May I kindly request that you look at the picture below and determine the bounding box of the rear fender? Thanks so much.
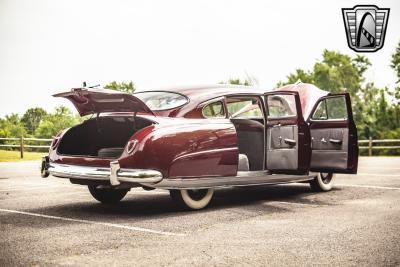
[118,120,238,178]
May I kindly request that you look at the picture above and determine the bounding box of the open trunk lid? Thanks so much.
[53,88,155,116]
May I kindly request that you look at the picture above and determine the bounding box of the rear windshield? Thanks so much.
[133,91,188,111]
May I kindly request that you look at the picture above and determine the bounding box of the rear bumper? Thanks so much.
[41,157,163,186]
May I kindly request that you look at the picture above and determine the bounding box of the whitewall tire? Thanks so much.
[309,173,335,192]
[170,189,214,210]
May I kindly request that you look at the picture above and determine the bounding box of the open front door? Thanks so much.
[264,91,311,174]
[308,93,358,174]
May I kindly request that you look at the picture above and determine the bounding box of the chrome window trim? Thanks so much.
[201,100,226,119]
[310,95,348,121]
[133,90,189,111]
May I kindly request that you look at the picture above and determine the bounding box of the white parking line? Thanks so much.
[336,184,400,190]
[359,167,400,170]
[270,201,318,206]
[0,181,71,187]
[0,185,75,192]
[0,208,185,236]
[356,173,400,177]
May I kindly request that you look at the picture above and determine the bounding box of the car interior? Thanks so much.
[225,93,351,174]
[226,96,265,171]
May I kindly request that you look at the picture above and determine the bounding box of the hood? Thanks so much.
[53,88,154,116]
[275,83,329,120]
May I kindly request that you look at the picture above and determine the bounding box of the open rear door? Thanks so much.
[308,93,358,174]
[264,91,311,174]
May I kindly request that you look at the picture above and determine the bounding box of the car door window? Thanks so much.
[327,97,347,119]
[226,98,263,119]
[312,96,347,120]
[266,94,296,118]
[312,100,327,120]
[202,101,225,118]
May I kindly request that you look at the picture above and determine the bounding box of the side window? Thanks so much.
[312,100,327,120]
[327,97,347,119]
[226,98,263,119]
[267,94,296,119]
[311,96,347,120]
[202,101,225,118]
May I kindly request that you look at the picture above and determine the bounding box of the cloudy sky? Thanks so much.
[0,0,399,117]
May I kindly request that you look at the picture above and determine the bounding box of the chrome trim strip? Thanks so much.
[146,172,315,190]
[171,147,237,164]
[48,162,163,184]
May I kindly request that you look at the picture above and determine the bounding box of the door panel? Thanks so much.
[309,93,358,173]
[267,125,298,170]
[311,128,348,151]
[270,125,297,149]
[311,128,349,169]
[264,91,311,174]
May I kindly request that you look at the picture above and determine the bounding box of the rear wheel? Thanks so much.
[88,185,128,204]
[170,189,214,210]
[309,172,334,192]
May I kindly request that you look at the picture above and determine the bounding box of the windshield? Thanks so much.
[133,91,188,111]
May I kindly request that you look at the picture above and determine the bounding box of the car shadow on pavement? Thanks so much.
[210,184,337,209]
[4,184,340,228]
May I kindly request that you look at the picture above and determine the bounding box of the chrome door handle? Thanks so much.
[284,138,296,146]
[329,138,342,145]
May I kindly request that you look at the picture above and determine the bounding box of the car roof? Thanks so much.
[134,83,330,119]
[135,84,268,104]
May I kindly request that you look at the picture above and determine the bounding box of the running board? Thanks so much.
[148,171,315,190]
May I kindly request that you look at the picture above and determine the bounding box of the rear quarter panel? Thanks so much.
[118,118,238,178]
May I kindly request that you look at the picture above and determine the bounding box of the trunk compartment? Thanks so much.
[57,116,154,158]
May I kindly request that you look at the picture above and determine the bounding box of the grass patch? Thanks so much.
[0,150,46,162]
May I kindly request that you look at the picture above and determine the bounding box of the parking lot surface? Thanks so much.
[1,157,399,266]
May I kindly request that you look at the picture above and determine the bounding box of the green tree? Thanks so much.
[390,41,400,107]
[391,41,400,84]
[277,49,399,144]
[220,78,253,86]
[104,81,136,93]
[278,50,370,97]
[35,106,80,138]
[0,114,27,143]
[21,107,47,134]
[389,41,400,140]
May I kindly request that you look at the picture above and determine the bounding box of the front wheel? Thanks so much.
[309,172,335,192]
[88,185,129,204]
[170,189,214,210]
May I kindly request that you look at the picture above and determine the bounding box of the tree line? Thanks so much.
[1,43,399,152]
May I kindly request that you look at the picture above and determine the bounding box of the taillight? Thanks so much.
[127,140,138,154]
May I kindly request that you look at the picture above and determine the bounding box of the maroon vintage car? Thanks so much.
[41,83,358,210]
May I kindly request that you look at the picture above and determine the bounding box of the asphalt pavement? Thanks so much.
[0,157,399,266]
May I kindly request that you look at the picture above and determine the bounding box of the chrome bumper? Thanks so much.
[41,157,163,186]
